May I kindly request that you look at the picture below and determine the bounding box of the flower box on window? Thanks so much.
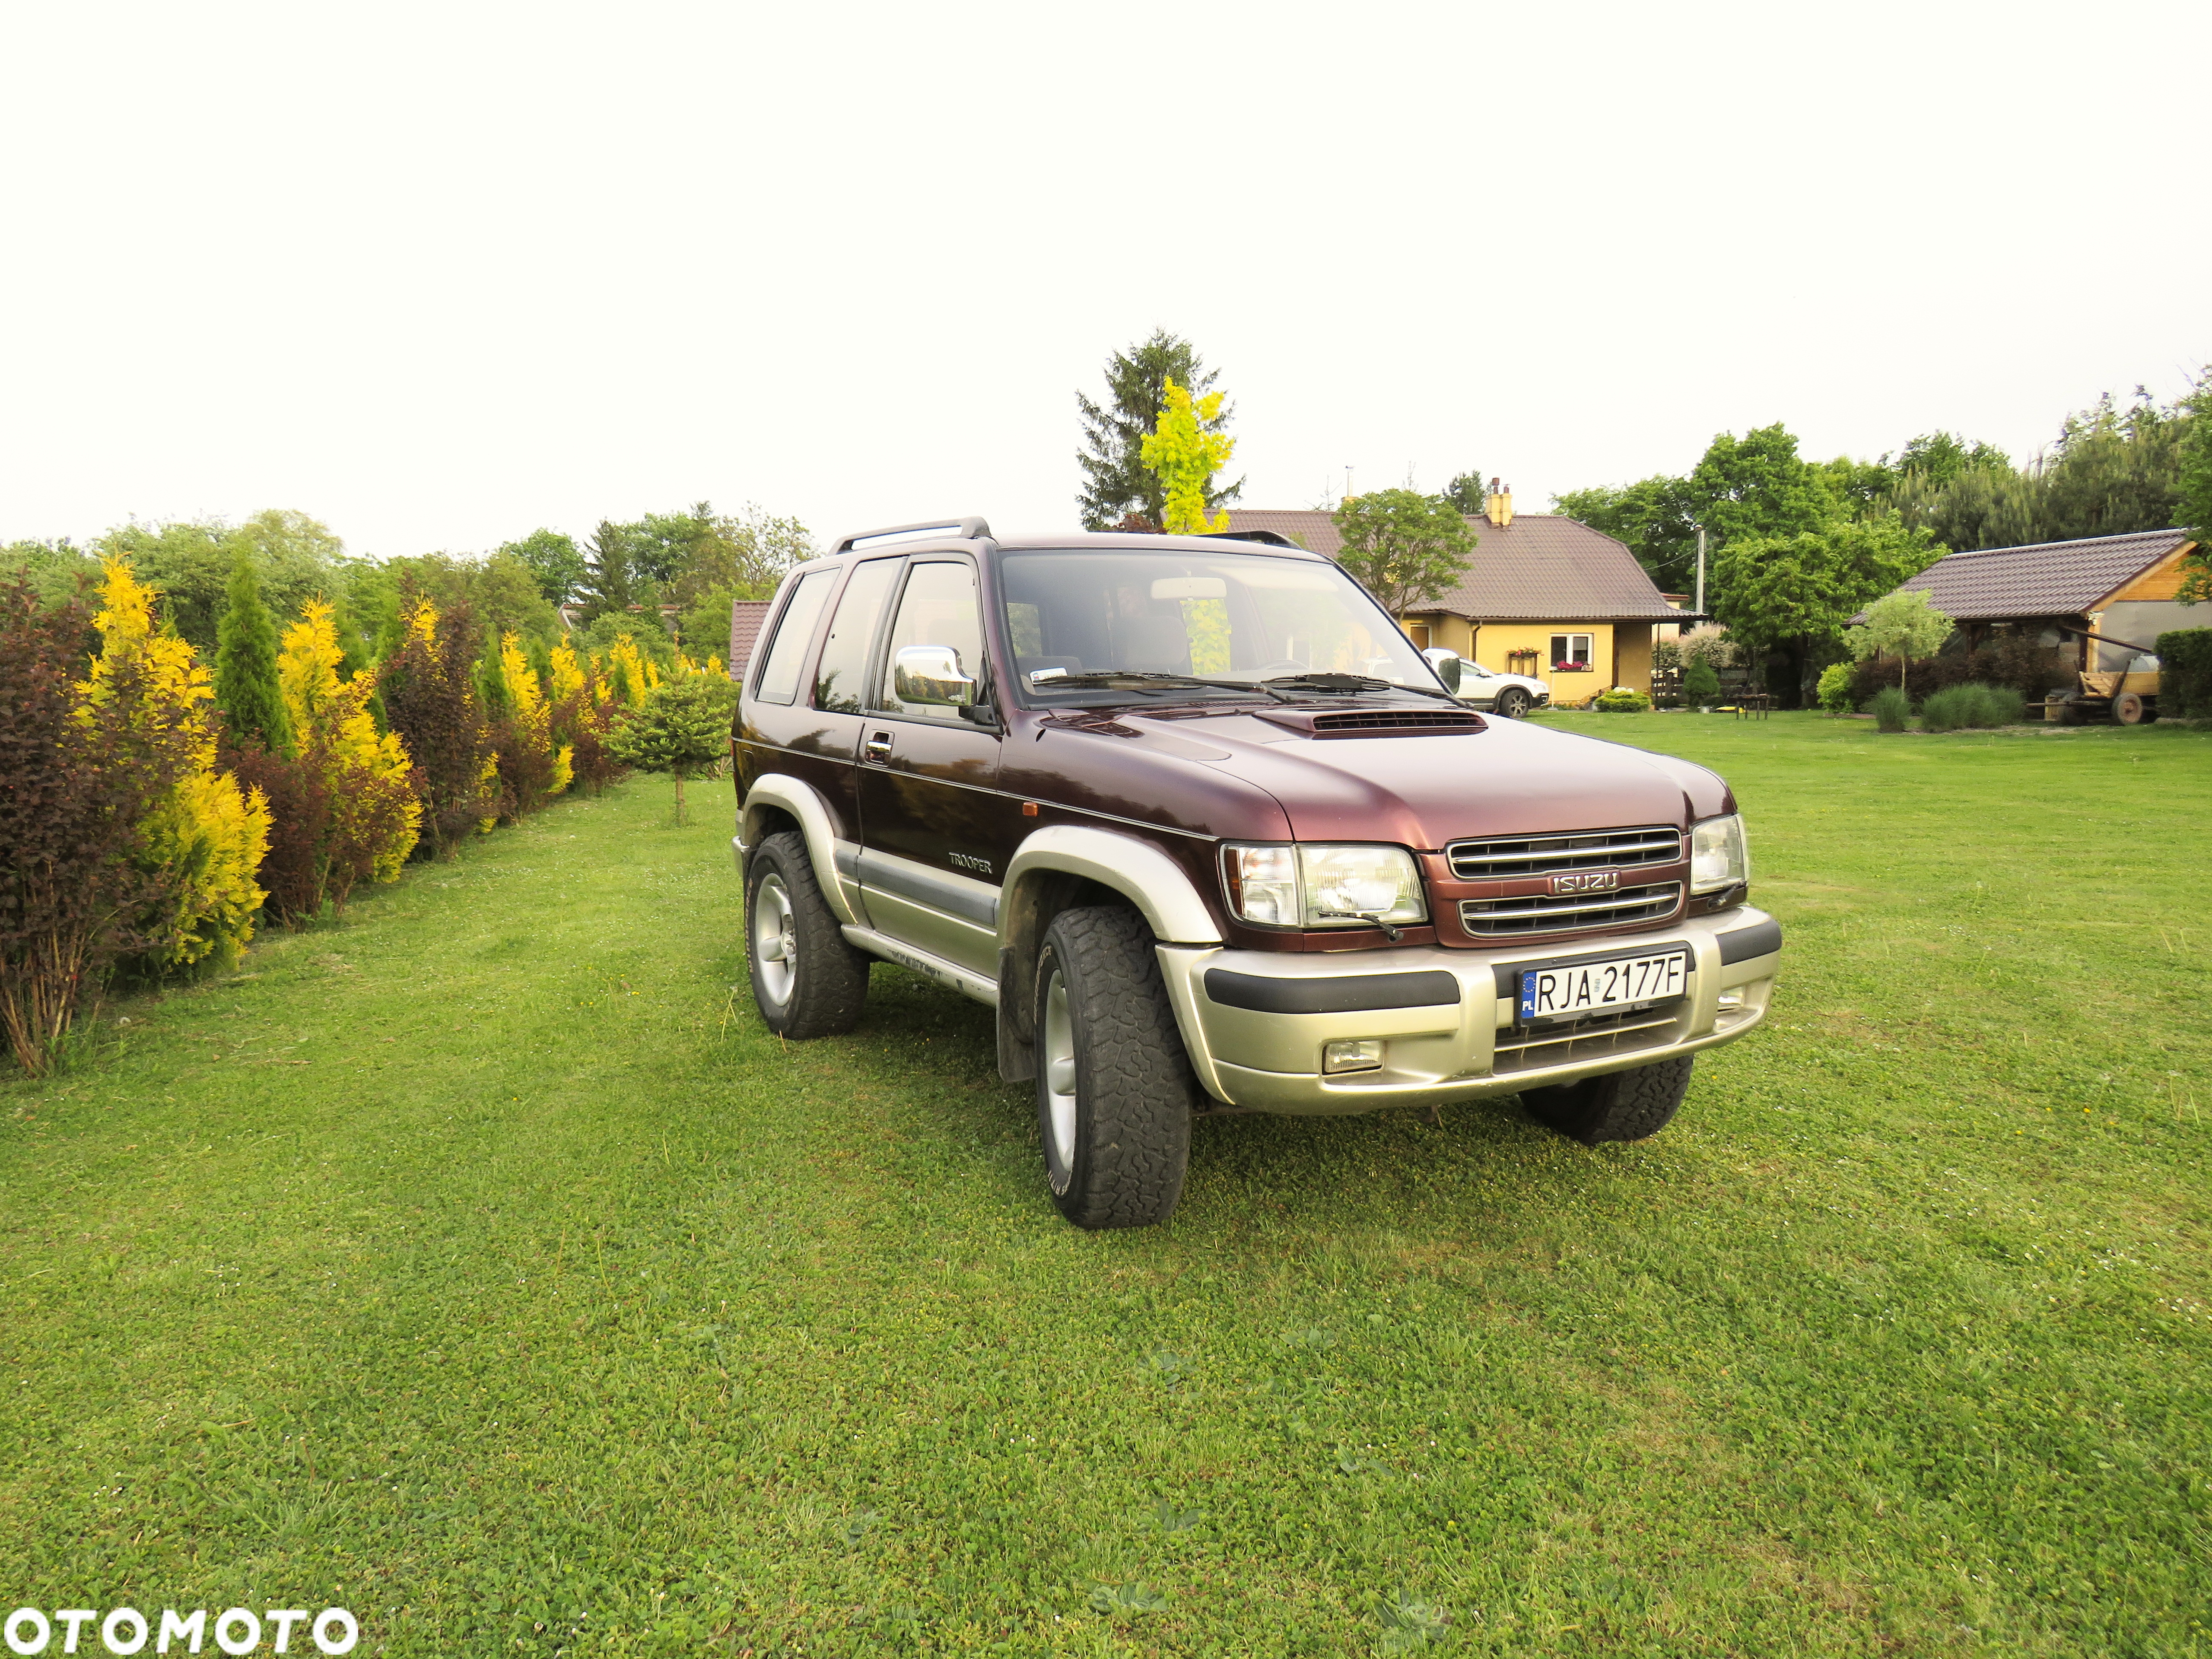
[1551,661,1594,672]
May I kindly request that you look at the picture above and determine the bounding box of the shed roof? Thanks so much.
[1873,528,2195,621]
[1220,509,1681,622]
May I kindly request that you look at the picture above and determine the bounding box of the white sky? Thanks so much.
[4,0,2206,560]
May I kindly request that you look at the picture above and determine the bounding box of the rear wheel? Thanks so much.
[746,831,870,1039]
[1522,1055,1693,1146]
[1495,687,1532,719]
[2114,691,2156,725]
[1035,905,1196,1229]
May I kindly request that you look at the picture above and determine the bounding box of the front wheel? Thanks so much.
[746,831,870,1039]
[1494,688,1531,719]
[1522,1055,1693,1146]
[1035,905,1196,1229]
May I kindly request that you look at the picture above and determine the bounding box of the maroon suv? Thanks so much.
[733,518,1781,1228]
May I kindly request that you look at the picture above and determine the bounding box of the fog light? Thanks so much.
[1322,1039,1385,1074]
[1716,988,1745,1011]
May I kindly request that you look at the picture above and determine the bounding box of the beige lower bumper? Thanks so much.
[1155,908,1780,1115]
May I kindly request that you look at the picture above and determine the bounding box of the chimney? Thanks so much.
[1485,477,1513,528]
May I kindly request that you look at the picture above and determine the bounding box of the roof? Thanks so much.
[1867,528,2195,622]
[1220,509,1681,622]
[727,600,772,678]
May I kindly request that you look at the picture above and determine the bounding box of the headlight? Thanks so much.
[1222,843,1428,930]
[1689,813,1748,894]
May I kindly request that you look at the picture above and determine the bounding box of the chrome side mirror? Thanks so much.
[893,643,976,707]
[1422,647,1464,692]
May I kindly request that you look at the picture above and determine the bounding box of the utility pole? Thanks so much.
[1694,527,1707,617]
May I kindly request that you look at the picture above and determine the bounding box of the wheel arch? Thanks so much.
[993,825,1223,1081]
[739,774,857,926]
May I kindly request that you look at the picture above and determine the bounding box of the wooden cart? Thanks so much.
[2043,628,2161,725]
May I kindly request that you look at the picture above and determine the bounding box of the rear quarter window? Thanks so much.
[752,569,839,705]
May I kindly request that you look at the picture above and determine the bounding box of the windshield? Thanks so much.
[997,549,1440,703]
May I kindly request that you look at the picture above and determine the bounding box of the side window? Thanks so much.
[874,560,984,723]
[812,557,901,712]
[753,569,839,706]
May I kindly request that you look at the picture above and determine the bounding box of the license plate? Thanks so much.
[1519,950,1688,1024]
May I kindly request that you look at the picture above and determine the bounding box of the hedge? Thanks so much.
[2157,629,2212,718]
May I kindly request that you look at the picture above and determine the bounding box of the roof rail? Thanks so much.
[1202,528,1300,547]
[830,516,993,555]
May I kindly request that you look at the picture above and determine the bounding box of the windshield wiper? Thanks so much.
[1260,673,1462,704]
[1032,672,1296,703]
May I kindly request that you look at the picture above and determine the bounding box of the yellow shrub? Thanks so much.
[277,600,422,892]
[83,558,270,967]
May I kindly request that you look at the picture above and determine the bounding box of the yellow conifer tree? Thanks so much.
[276,600,422,896]
[497,631,571,803]
[82,559,271,967]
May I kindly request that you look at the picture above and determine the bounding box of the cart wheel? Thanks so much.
[2049,691,2083,725]
[2114,692,2155,725]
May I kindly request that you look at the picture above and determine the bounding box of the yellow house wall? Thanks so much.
[1614,623,1653,694]
[1399,616,1659,700]
[1401,613,1479,655]
[1481,621,1610,701]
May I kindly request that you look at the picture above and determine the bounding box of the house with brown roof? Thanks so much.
[1860,528,2201,672]
[1224,486,1688,699]
[727,599,773,679]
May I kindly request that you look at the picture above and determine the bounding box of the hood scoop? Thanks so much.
[1253,706,1486,739]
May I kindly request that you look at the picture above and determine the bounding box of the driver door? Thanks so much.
[854,557,1014,977]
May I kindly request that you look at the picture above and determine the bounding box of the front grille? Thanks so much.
[1493,1005,1683,1074]
[1461,882,1681,936]
[1447,825,1679,880]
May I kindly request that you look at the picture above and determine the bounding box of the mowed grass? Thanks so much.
[2,714,2209,1657]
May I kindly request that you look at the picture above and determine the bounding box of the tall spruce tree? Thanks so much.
[213,549,292,753]
[1076,331,1242,530]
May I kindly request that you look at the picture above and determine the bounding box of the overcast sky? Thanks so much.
[4,0,2206,561]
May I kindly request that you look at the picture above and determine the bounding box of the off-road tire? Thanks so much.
[1034,905,1197,1229]
[1521,1054,1693,1147]
[1495,688,1531,719]
[746,831,870,1039]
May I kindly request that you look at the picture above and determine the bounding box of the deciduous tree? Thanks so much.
[99,510,351,655]
[1711,518,1939,701]
[379,588,498,858]
[1847,588,1953,689]
[2168,372,2210,604]
[0,582,192,1071]
[499,528,590,606]
[1330,490,1479,620]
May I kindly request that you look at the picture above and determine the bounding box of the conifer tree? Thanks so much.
[213,550,292,754]
[606,676,736,824]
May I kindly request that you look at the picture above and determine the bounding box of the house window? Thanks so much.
[1550,632,1593,671]
[1406,623,1431,648]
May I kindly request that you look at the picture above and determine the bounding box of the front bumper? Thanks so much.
[1155,907,1781,1115]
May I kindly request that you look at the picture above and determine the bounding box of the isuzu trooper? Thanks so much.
[732,518,1781,1228]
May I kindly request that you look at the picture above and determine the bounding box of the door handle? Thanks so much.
[862,731,893,765]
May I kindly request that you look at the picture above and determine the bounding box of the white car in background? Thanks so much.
[1423,648,1550,719]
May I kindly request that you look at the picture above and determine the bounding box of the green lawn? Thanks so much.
[3,713,2209,1657]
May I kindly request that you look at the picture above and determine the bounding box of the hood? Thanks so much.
[1141,709,1729,846]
